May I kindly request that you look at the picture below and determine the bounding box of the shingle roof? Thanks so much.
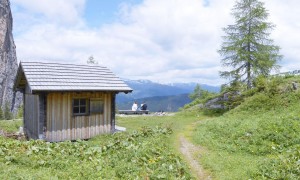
[14,61,133,93]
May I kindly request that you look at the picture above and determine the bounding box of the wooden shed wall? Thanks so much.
[24,94,39,139]
[46,92,113,142]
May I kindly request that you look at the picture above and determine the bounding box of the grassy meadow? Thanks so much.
[0,119,22,133]
[1,76,300,179]
[0,111,203,179]
[192,76,300,179]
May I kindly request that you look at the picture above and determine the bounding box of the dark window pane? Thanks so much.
[80,99,86,106]
[74,99,79,106]
[73,98,88,115]
[73,107,79,114]
[80,107,86,113]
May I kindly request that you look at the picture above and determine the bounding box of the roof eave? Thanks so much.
[30,89,133,93]
[13,62,24,91]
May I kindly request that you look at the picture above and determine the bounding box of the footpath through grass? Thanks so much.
[117,111,215,179]
[117,111,208,175]
[192,76,300,179]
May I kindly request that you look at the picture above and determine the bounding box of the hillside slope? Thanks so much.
[192,76,300,179]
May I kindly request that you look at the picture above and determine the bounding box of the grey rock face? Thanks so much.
[205,91,241,110]
[205,96,225,109]
[0,0,22,113]
[292,82,298,90]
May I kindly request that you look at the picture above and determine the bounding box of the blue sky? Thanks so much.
[84,0,142,27]
[10,0,300,85]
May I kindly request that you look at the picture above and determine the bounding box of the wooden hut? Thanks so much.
[14,61,132,142]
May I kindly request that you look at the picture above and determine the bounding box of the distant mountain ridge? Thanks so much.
[117,93,191,112]
[117,79,220,102]
[116,79,220,112]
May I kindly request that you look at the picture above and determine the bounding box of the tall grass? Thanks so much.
[192,76,300,179]
[0,119,22,133]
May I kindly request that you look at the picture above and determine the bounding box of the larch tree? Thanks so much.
[189,84,210,101]
[219,0,282,89]
[189,84,202,101]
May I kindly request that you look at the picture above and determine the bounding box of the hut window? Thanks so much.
[73,98,88,115]
[90,99,104,114]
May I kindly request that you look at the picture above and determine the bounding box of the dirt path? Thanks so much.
[179,135,211,180]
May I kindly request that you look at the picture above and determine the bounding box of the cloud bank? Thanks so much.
[11,0,300,85]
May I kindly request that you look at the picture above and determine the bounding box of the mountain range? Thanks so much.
[116,80,220,112]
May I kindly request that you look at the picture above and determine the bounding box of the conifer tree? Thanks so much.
[189,84,210,101]
[219,0,282,89]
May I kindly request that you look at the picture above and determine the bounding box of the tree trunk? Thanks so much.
[247,62,251,89]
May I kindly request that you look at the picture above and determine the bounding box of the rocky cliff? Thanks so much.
[0,0,22,113]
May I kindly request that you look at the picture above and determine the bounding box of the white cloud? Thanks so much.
[11,0,85,25]
[267,0,300,72]
[10,0,300,85]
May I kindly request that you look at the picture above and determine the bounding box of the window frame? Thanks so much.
[89,98,104,114]
[72,98,89,116]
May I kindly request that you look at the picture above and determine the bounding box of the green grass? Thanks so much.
[200,151,264,179]
[116,111,203,133]
[0,111,204,179]
[116,111,206,153]
[192,76,300,179]
[0,126,193,179]
[0,119,22,133]
[3,76,299,179]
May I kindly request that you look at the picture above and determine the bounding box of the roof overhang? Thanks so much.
[13,62,27,91]
[14,61,133,93]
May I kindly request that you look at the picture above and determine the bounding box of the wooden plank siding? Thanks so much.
[24,94,39,139]
[15,62,132,142]
[39,93,46,139]
[46,92,113,142]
